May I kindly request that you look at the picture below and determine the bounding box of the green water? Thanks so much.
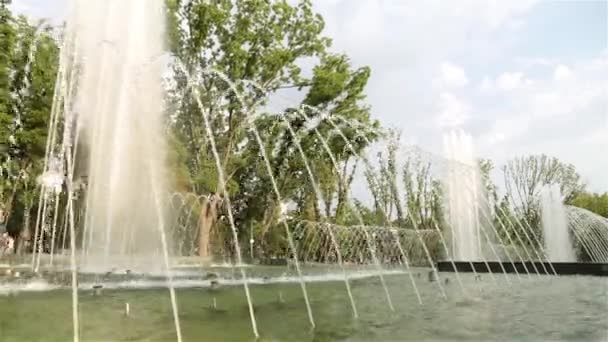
[1,269,607,341]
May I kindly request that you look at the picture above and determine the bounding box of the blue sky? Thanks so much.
[13,0,608,191]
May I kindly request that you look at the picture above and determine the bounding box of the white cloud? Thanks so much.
[10,0,66,24]
[19,0,604,190]
[435,92,471,127]
[480,77,493,92]
[515,57,559,68]
[479,71,534,92]
[436,62,469,88]
[479,54,608,191]
[496,72,527,90]
[553,64,572,81]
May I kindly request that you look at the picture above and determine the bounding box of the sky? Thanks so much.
[13,0,608,192]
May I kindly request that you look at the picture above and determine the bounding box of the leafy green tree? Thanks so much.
[569,192,608,218]
[0,9,59,248]
[0,0,16,221]
[166,0,380,257]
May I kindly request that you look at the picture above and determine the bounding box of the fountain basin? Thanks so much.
[437,261,608,276]
[1,267,607,341]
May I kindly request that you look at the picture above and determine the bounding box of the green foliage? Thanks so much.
[0,7,59,239]
[0,0,15,149]
[166,0,380,256]
[569,192,608,218]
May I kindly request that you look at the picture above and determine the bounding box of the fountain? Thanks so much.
[541,185,576,262]
[1,1,608,341]
[70,0,169,273]
[442,130,484,261]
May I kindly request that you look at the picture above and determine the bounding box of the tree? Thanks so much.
[0,0,16,223]
[569,192,608,218]
[503,154,586,234]
[0,8,59,249]
[166,0,380,258]
[402,156,444,231]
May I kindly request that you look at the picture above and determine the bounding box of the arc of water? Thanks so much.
[19,22,53,270]
[568,208,608,262]
[148,164,183,342]
[494,206,546,276]
[453,166,526,280]
[421,150,515,281]
[37,4,81,337]
[487,204,554,275]
[184,194,206,256]
[281,118,372,312]
[258,106,421,288]
[179,66,259,338]
[31,42,67,269]
[48,192,61,266]
[327,115,447,300]
[32,193,48,272]
[516,214,558,275]
[35,21,82,271]
[283,112,397,310]
[394,144,529,281]
[296,221,328,265]
[570,221,604,262]
[281,116,395,311]
[429,217,467,296]
[475,202,518,282]
[168,195,188,256]
[48,21,82,268]
[492,211,536,278]
[389,228,425,302]
[193,71,318,327]
[321,222,360,317]
[290,109,421,305]
[11,22,46,127]
[380,141,509,282]
[63,121,80,342]
[569,212,608,262]
[272,106,432,303]
[247,121,317,327]
[579,210,608,260]
[8,26,46,252]
[60,204,69,254]
[582,214,608,259]
[575,225,608,262]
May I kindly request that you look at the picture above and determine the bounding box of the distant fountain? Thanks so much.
[541,185,576,262]
[442,130,483,261]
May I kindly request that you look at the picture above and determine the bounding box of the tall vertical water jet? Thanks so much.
[541,185,576,262]
[68,0,169,272]
[442,130,483,261]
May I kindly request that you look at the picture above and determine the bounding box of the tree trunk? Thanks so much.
[2,182,19,227]
[198,195,219,266]
[16,208,31,255]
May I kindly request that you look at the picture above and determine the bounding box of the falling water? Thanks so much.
[68,0,169,272]
[43,1,184,340]
[541,185,576,262]
[442,130,483,261]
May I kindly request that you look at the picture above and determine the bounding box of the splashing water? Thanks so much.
[541,185,576,262]
[442,130,484,261]
[68,0,169,272]
[47,1,183,340]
